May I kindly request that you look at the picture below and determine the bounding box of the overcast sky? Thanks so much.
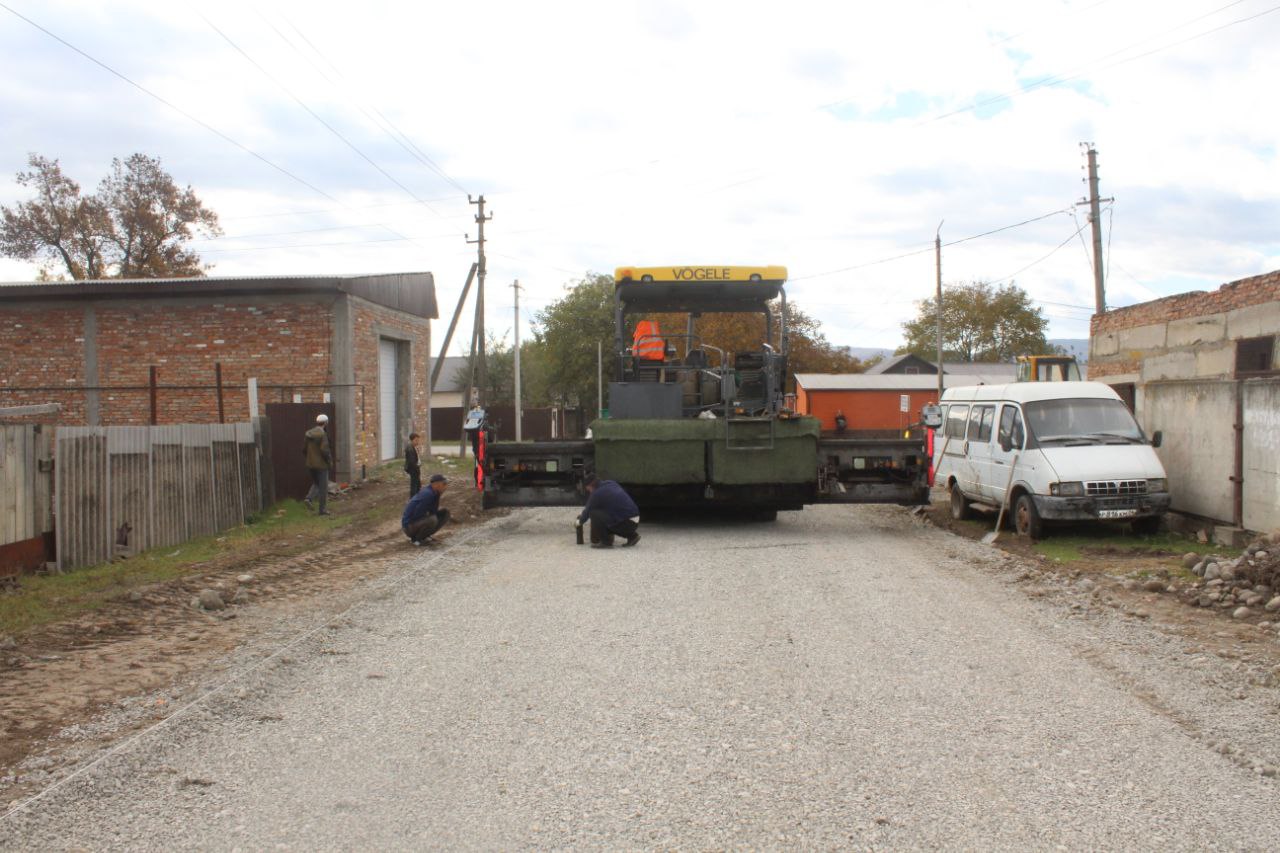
[2,0,1277,353]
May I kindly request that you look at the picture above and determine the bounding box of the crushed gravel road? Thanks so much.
[3,504,1279,850]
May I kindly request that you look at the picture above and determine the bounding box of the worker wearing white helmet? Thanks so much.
[303,413,333,515]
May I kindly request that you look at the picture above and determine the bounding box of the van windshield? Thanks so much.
[1024,398,1144,445]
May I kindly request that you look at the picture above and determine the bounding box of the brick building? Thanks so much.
[0,273,438,483]
[1088,269,1279,533]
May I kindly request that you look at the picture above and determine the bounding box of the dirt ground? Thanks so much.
[0,470,504,807]
[923,490,1280,669]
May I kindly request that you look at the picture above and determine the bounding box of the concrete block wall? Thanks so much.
[1090,270,1280,383]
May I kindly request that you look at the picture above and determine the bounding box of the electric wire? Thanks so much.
[198,13,446,219]
[289,18,465,194]
[0,2,339,203]
[791,207,1071,282]
[259,12,468,196]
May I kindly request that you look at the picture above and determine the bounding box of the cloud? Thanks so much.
[0,0,1276,351]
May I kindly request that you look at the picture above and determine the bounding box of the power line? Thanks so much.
[0,2,339,202]
[791,207,1070,282]
[198,13,446,219]
[274,13,469,195]
[220,196,460,222]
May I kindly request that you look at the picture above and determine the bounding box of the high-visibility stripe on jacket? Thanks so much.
[633,320,664,361]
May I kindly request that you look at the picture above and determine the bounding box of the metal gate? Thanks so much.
[265,403,337,501]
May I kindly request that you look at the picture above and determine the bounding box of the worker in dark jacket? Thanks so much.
[404,432,422,498]
[576,474,640,549]
[303,414,332,516]
[403,473,450,544]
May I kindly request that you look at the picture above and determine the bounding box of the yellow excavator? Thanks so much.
[1016,354,1082,382]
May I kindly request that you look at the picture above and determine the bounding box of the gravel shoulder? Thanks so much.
[0,467,499,806]
[3,504,1279,850]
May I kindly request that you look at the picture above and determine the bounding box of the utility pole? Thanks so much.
[935,220,944,403]
[460,195,492,454]
[1078,144,1111,315]
[467,194,492,401]
[512,279,522,442]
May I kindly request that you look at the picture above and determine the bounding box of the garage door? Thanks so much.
[379,339,399,461]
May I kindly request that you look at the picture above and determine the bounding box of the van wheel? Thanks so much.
[949,483,971,521]
[1014,494,1043,539]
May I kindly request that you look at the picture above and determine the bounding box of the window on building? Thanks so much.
[904,366,919,374]
[1236,336,1276,376]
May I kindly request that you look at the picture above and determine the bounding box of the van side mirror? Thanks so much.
[1151,430,1163,448]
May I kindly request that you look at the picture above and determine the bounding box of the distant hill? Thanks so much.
[840,346,894,362]
[1050,339,1089,363]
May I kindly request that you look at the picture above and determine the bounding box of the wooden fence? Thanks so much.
[56,423,263,570]
[0,424,54,576]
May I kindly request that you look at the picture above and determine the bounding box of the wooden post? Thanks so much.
[149,366,158,426]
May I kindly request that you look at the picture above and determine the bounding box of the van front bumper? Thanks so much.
[1033,492,1171,521]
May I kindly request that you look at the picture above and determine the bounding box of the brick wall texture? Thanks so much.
[2,292,432,478]
[0,307,88,423]
[1091,270,1280,334]
[349,297,431,472]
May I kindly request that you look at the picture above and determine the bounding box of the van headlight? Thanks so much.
[1147,478,1167,493]
[1050,481,1084,497]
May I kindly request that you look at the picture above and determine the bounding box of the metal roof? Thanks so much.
[796,371,1014,391]
[429,356,470,393]
[0,272,438,319]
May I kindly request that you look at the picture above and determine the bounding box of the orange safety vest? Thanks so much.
[633,320,664,361]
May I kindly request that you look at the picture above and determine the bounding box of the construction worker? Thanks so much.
[632,320,664,361]
[575,474,641,549]
[303,413,332,516]
[403,473,450,545]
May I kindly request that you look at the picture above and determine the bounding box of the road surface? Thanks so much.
[2,505,1277,850]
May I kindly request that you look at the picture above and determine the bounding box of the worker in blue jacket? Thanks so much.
[576,474,641,549]
[403,473,450,545]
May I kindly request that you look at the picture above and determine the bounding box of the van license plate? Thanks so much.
[1099,509,1137,519]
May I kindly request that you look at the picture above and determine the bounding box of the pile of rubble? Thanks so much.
[1181,537,1280,620]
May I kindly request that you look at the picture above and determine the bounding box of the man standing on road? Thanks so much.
[303,413,332,516]
[404,432,423,498]
[576,474,641,549]
[403,473,451,545]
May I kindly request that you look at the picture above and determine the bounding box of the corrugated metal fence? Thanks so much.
[56,423,263,570]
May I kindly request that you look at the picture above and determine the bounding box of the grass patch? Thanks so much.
[1033,530,1221,564]
[0,499,347,638]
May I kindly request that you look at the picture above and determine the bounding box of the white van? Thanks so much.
[933,382,1171,537]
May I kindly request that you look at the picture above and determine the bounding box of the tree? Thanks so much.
[532,272,617,409]
[648,302,864,386]
[899,280,1054,363]
[531,272,866,408]
[452,332,516,407]
[0,153,221,279]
